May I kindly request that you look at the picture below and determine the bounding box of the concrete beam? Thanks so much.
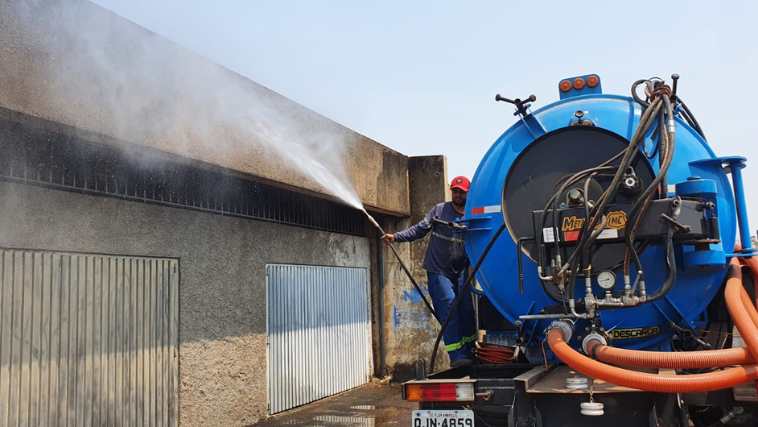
[0,0,411,215]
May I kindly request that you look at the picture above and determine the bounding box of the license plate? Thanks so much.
[412,409,474,427]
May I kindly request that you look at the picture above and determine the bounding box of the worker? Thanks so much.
[382,176,475,367]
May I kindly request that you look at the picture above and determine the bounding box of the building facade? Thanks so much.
[0,1,448,425]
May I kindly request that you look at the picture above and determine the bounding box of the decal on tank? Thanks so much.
[609,326,661,340]
[471,205,501,215]
[561,210,627,241]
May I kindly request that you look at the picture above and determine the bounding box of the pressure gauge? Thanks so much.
[597,271,616,290]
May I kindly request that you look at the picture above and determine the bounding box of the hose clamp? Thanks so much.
[549,320,574,342]
[582,332,607,355]
[667,119,676,133]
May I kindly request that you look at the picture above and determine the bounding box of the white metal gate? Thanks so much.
[0,249,179,427]
[266,264,372,414]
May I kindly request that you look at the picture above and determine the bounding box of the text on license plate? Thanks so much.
[412,409,474,427]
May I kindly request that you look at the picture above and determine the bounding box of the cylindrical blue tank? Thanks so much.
[462,76,742,357]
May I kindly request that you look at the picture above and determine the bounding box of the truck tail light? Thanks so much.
[403,382,475,402]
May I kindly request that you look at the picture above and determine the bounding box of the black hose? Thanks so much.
[363,211,441,323]
[386,243,441,323]
[559,99,663,276]
[676,96,705,138]
[540,164,618,283]
[631,79,651,107]
[516,237,534,294]
[429,224,506,371]
[644,226,677,303]
[624,94,676,277]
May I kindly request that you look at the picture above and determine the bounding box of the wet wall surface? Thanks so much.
[253,383,415,426]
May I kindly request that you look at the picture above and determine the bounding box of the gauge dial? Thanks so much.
[597,271,616,290]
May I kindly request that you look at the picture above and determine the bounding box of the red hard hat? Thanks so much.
[450,176,470,192]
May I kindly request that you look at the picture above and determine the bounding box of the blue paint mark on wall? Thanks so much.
[392,302,431,330]
[402,290,423,304]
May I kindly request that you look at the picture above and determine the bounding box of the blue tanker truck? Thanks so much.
[402,74,758,427]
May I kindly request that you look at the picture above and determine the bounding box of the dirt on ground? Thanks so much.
[252,382,416,426]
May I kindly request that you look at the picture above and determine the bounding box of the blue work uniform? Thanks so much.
[394,202,475,361]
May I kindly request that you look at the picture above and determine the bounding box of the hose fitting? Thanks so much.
[549,320,574,342]
[582,332,607,355]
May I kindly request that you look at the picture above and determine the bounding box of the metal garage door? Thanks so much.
[0,249,179,427]
[266,264,372,414]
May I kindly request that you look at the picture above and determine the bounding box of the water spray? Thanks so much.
[359,208,440,323]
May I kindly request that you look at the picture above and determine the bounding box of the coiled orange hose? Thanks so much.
[475,343,516,364]
[547,257,758,392]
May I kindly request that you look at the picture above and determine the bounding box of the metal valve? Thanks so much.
[495,93,536,117]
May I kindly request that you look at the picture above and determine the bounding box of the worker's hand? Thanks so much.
[381,233,396,244]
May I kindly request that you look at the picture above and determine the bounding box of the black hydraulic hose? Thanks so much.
[580,173,597,273]
[549,166,615,256]
[386,243,441,323]
[429,224,506,371]
[559,99,663,275]
[624,96,676,277]
[676,96,705,138]
[362,211,441,323]
[644,226,677,303]
[516,237,534,295]
[540,165,618,277]
[631,79,651,107]
[629,97,676,220]
[623,108,667,276]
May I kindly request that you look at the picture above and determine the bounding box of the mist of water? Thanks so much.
[2,0,371,216]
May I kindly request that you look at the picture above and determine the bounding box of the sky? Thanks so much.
[91,0,758,233]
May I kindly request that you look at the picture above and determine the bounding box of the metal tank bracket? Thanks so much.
[691,156,755,257]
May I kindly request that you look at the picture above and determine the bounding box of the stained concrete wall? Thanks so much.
[0,0,410,215]
[0,0,454,415]
[0,182,371,426]
[379,156,450,378]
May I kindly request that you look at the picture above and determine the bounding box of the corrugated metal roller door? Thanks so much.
[0,248,179,427]
[266,264,372,414]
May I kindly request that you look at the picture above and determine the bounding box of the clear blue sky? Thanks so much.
[92,0,758,233]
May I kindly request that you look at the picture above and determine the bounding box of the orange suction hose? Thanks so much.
[725,261,758,361]
[547,257,758,392]
[547,328,758,392]
[590,258,756,369]
[590,344,753,369]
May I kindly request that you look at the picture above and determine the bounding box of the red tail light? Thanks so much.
[403,382,475,402]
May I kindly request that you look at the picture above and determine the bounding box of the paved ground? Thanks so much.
[252,383,416,426]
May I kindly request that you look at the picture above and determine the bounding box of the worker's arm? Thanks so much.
[382,205,435,243]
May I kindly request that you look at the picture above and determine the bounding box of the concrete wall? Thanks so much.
[0,0,455,416]
[378,156,450,378]
[407,156,450,284]
[0,182,371,426]
[0,0,410,215]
